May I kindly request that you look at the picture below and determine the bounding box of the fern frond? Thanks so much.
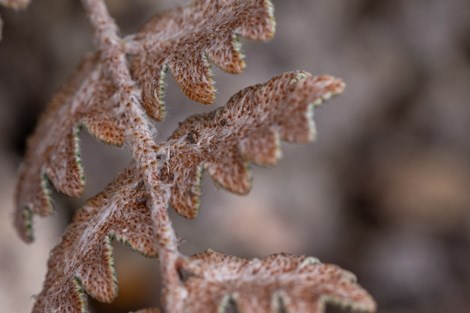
[178,250,376,313]
[11,2,377,313]
[160,71,344,218]
[14,0,274,242]
[14,53,124,242]
[137,251,376,313]
[32,72,344,312]
[32,167,157,313]
[132,0,275,120]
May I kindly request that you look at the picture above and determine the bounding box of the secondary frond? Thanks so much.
[14,54,123,241]
[160,71,344,218]
[32,167,158,313]
[181,250,376,313]
[132,0,275,120]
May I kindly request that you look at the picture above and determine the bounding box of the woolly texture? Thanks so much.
[31,71,345,313]
[160,71,345,218]
[132,0,275,120]
[12,1,378,313]
[33,72,344,313]
[14,53,123,242]
[31,167,158,313]
[14,0,275,242]
[177,250,377,313]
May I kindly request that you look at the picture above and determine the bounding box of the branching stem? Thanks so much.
[80,1,185,311]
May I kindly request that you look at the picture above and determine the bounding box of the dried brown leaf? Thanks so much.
[118,250,377,313]
[160,71,345,218]
[132,0,275,120]
[10,2,377,313]
[31,167,158,313]
[14,53,124,242]
[181,250,376,313]
[32,71,344,312]
[14,0,275,242]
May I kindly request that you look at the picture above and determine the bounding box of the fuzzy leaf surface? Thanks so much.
[14,54,123,242]
[160,71,345,218]
[181,250,376,313]
[132,0,275,120]
[32,71,344,312]
[127,250,377,313]
[31,167,158,313]
[14,0,275,241]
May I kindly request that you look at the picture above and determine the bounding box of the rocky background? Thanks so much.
[1,0,470,312]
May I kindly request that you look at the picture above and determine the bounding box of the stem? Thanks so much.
[80,1,184,312]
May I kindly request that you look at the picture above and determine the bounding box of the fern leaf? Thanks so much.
[31,167,157,313]
[32,71,344,312]
[10,2,376,313]
[179,250,376,313]
[14,0,274,242]
[138,252,376,313]
[132,0,275,120]
[14,53,124,242]
[160,71,345,218]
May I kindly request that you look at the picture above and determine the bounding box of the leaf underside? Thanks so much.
[14,0,275,242]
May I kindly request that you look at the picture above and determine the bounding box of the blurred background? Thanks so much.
[1,0,470,312]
